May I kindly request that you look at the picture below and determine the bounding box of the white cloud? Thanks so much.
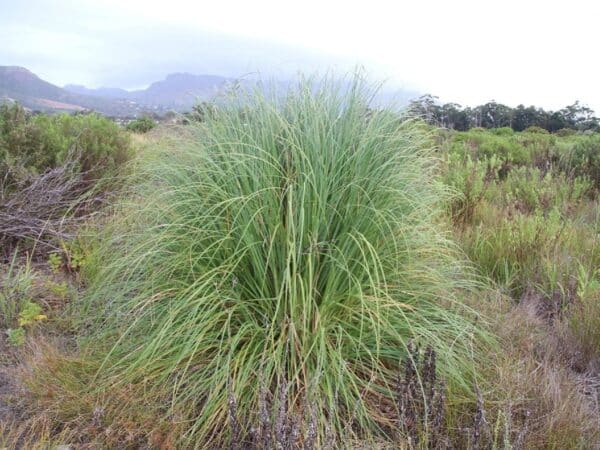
[1,0,599,111]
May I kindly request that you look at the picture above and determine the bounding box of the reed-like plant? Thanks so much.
[81,77,486,447]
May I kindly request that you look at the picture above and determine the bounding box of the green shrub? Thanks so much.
[6,327,25,346]
[443,154,495,224]
[554,128,576,137]
[451,130,528,165]
[0,104,131,189]
[0,253,47,347]
[561,134,600,189]
[524,126,549,134]
[17,299,46,326]
[126,116,156,133]
[499,167,592,213]
[0,103,50,186]
[48,252,62,273]
[81,79,487,446]
[0,253,34,328]
[491,127,514,136]
[47,113,132,177]
[516,133,558,169]
[480,136,527,164]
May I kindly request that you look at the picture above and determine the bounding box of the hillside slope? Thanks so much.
[0,66,138,115]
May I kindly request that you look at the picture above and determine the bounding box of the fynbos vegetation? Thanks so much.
[0,77,598,449]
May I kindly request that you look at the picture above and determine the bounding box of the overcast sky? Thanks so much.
[1,0,599,111]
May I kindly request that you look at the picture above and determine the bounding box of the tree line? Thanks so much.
[409,95,600,132]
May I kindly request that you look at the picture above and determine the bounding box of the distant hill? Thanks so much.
[0,66,139,115]
[62,84,131,99]
[64,73,233,109]
[1,66,419,116]
[0,67,232,116]
[131,73,232,107]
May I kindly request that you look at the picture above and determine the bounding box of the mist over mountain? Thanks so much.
[65,73,234,108]
[2,66,419,116]
[62,85,131,99]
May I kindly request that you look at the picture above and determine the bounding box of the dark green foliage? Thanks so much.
[0,103,131,190]
[0,103,49,184]
[409,96,600,132]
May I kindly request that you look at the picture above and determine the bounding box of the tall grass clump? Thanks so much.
[80,78,486,447]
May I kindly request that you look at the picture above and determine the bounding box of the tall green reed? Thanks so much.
[81,77,487,446]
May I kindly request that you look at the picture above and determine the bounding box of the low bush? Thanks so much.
[554,128,576,137]
[443,154,493,225]
[37,112,131,179]
[450,131,528,165]
[499,167,592,213]
[490,126,514,136]
[524,126,549,134]
[126,116,156,133]
[561,134,600,189]
[0,104,131,190]
[0,254,47,348]
[0,104,132,254]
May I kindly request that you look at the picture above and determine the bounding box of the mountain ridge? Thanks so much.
[0,66,143,115]
[1,66,419,116]
[1,67,234,115]
[63,72,233,107]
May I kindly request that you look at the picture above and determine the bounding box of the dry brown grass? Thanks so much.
[0,339,183,449]
[472,291,600,449]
